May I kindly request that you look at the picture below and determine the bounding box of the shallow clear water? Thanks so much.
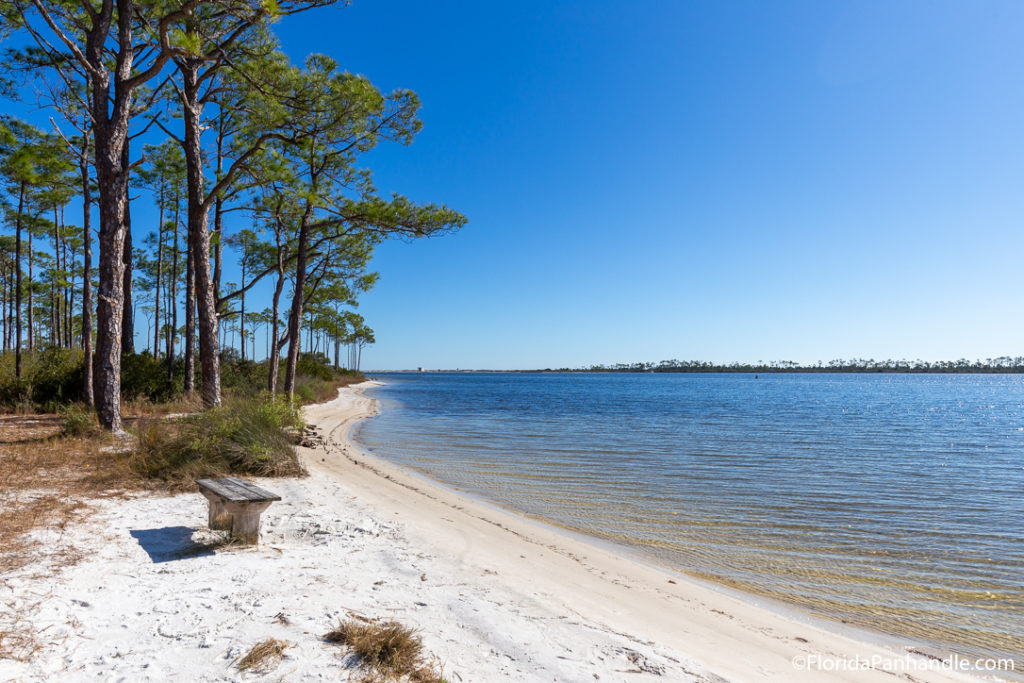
[352,372,1024,662]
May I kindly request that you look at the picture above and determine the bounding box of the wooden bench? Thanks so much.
[196,477,281,545]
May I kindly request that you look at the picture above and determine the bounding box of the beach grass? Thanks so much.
[324,618,447,683]
[129,394,306,487]
[236,638,290,672]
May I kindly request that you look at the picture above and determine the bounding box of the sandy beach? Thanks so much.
[0,382,1010,682]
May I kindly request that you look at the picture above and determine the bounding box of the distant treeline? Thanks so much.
[555,358,1024,373]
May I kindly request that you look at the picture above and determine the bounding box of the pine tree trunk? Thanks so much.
[52,205,61,347]
[62,207,70,349]
[239,260,245,361]
[60,208,68,347]
[182,63,221,408]
[27,229,33,352]
[184,243,196,393]
[1,266,6,352]
[121,140,134,354]
[15,183,24,379]
[168,206,178,381]
[153,191,163,358]
[213,116,225,302]
[283,205,312,400]
[80,134,94,407]
[92,130,128,432]
[267,234,285,395]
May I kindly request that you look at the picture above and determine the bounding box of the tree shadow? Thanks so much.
[130,526,230,563]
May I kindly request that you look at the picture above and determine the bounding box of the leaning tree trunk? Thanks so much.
[283,206,312,400]
[267,233,285,395]
[181,63,221,408]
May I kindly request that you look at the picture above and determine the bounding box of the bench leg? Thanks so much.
[209,499,233,531]
[226,501,273,545]
[199,491,234,531]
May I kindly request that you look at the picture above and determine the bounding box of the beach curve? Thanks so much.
[301,381,1004,683]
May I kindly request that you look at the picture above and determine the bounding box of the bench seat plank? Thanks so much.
[196,476,281,503]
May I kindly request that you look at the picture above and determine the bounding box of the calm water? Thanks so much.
[352,373,1024,662]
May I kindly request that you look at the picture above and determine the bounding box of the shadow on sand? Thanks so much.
[130,526,226,563]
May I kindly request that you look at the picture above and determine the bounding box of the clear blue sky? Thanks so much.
[9,1,1024,369]
[278,0,1024,370]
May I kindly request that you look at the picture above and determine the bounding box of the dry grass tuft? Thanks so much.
[236,637,290,673]
[324,618,447,683]
[0,416,151,660]
[0,605,44,662]
[123,394,202,420]
[0,423,147,576]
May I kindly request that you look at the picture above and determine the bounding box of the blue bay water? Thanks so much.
[352,373,1024,661]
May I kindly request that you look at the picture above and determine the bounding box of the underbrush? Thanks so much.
[0,349,182,411]
[130,395,306,486]
[0,348,363,413]
[0,348,84,411]
[59,403,101,437]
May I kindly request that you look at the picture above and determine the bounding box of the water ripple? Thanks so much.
[354,373,1024,663]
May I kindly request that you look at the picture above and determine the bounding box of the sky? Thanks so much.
[8,1,1024,369]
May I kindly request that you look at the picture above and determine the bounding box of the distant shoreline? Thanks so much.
[368,366,1024,374]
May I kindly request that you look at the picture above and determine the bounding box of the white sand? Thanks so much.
[0,383,1009,682]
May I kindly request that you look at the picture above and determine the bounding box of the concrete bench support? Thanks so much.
[196,477,281,545]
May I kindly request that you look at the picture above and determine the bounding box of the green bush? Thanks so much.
[0,347,361,414]
[60,402,100,437]
[130,394,306,484]
[121,352,180,402]
[31,347,85,409]
[0,348,83,411]
[219,357,268,395]
[296,352,334,381]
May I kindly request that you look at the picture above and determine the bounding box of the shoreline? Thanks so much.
[345,385,910,652]
[302,382,1007,682]
[0,382,1012,681]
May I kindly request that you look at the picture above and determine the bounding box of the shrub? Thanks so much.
[30,347,84,408]
[121,352,180,403]
[60,403,100,437]
[130,394,306,484]
[219,357,268,395]
[0,349,186,411]
[296,352,334,381]
[0,348,82,411]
